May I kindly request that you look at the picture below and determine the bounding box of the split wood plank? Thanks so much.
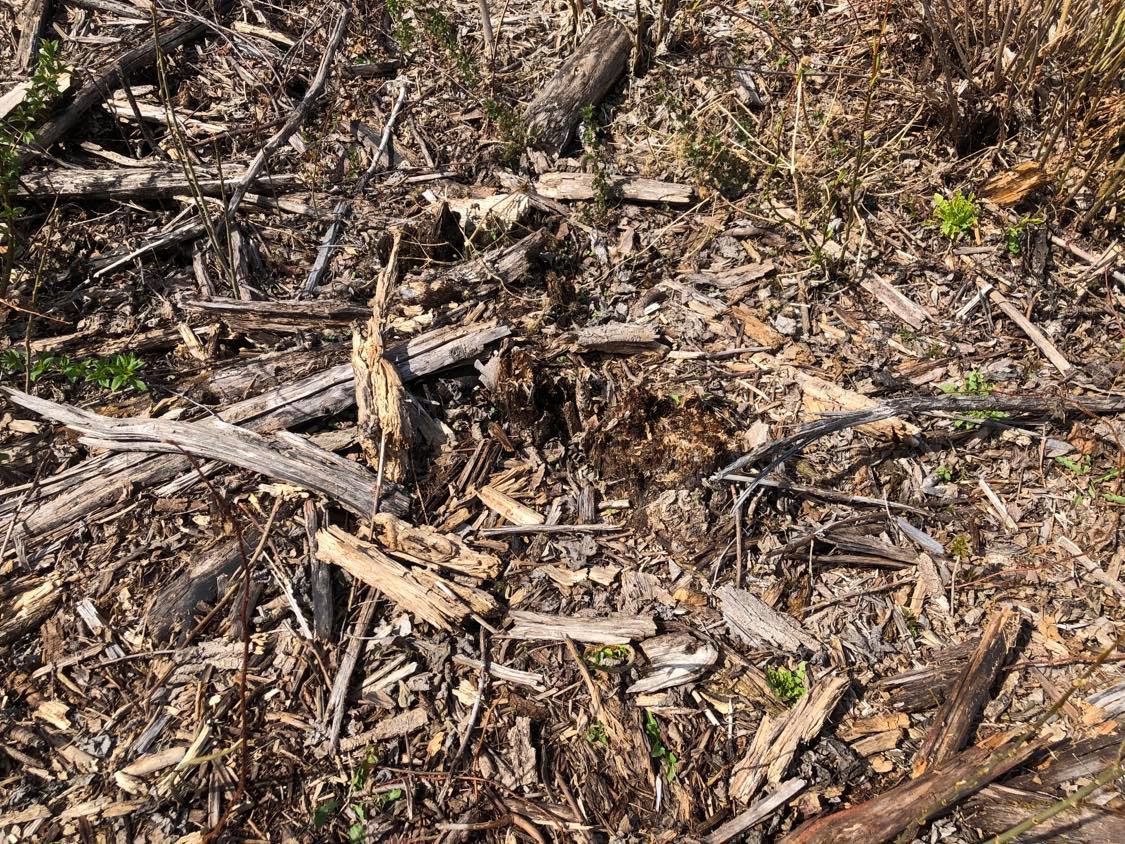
[705,778,807,844]
[912,608,1012,776]
[718,584,824,655]
[523,19,632,154]
[3,388,410,519]
[17,167,296,201]
[506,611,656,644]
[981,280,1073,375]
[962,783,1125,842]
[316,526,494,631]
[184,297,369,332]
[730,673,849,802]
[535,172,695,206]
[779,733,1046,844]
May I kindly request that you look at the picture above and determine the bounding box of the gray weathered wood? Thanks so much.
[506,610,655,644]
[718,584,824,655]
[184,297,369,332]
[536,172,694,205]
[523,19,631,154]
[17,167,296,201]
[2,388,412,519]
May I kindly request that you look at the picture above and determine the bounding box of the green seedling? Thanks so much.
[1,351,146,392]
[1004,214,1044,255]
[931,190,978,240]
[948,534,972,561]
[765,662,807,705]
[643,710,678,781]
[935,465,955,483]
[585,721,608,748]
[585,643,632,669]
[939,370,1008,429]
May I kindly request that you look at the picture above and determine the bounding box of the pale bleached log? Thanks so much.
[1,321,509,553]
[3,388,411,519]
[535,172,695,206]
[17,167,296,201]
[506,611,655,644]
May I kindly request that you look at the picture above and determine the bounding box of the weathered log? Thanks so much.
[14,0,51,70]
[2,388,412,519]
[780,734,1045,844]
[535,172,695,205]
[1,321,510,555]
[523,19,631,154]
[399,229,548,307]
[912,608,1013,776]
[17,167,296,201]
[184,298,369,332]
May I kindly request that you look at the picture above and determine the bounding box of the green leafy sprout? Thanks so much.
[1,350,146,393]
[938,370,1008,429]
[643,710,678,781]
[585,643,632,668]
[765,661,807,705]
[1005,214,1044,255]
[2,40,67,293]
[931,190,978,240]
[1055,455,1125,506]
[585,721,608,748]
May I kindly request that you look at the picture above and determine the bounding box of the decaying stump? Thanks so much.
[524,19,632,154]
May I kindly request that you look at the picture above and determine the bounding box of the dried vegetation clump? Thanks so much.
[1,0,1125,841]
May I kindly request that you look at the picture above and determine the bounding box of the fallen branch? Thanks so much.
[2,388,411,519]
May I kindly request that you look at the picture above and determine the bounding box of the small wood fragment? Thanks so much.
[730,673,849,802]
[860,276,933,329]
[575,322,665,354]
[705,778,807,844]
[535,172,695,205]
[506,611,656,644]
[477,485,545,526]
[316,526,491,631]
[982,281,1073,374]
[626,633,718,694]
[718,585,823,655]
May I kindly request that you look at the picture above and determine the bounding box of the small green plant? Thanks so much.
[585,721,608,748]
[765,662,807,705]
[585,643,632,668]
[902,607,921,638]
[935,465,955,483]
[643,710,678,781]
[1054,456,1125,506]
[313,748,402,838]
[419,6,477,85]
[0,350,146,392]
[481,98,527,167]
[1004,215,1043,255]
[948,534,972,561]
[1,40,67,294]
[939,370,1008,429]
[579,105,618,216]
[931,190,978,240]
[385,0,417,52]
